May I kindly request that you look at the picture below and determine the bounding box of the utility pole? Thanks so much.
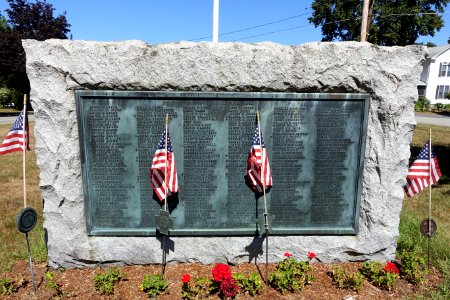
[360,0,370,42]
[213,0,219,43]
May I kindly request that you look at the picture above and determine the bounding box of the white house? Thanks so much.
[419,45,450,105]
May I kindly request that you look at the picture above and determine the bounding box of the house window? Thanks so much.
[439,63,450,77]
[435,85,450,99]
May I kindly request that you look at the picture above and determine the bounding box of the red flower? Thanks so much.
[384,262,399,274]
[212,263,232,282]
[307,251,316,259]
[284,252,293,257]
[181,273,190,283]
[220,276,239,298]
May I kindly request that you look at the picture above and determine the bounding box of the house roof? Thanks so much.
[427,45,450,59]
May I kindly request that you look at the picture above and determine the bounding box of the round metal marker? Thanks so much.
[16,207,38,292]
[16,207,37,233]
[420,218,437,237]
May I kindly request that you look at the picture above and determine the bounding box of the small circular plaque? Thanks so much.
[420,218,437,237]
[16,207,38,233]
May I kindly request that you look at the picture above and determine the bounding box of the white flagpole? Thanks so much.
[23,95,27,208]
[213,0,219,43]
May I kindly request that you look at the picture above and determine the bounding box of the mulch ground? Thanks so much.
[0,260,443,299]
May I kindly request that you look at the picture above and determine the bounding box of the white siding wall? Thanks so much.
[425,49,450,105]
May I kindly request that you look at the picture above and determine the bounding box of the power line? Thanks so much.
[227,11,449,42]
[188,10,312,42]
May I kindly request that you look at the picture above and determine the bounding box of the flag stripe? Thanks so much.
[0,111,29,156]
[150,129,179,201]
[403,141,441,197]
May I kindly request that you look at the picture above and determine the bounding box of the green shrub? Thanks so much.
[415,96,430,111]
[360,261,399,291]
[331,266,364,292]
[0,277,19,295]
[93,268,126,295]
[398,250,427,284]
[140,274,168,298]
[233,272,263,296]
[435,103,444,111]
[269,257,314,294]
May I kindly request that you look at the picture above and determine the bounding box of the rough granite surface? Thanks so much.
[22,40,426,268]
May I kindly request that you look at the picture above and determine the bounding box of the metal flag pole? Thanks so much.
[428,128,432,268]
[26,232,36,292]
[23,94,27,208]
[257,111,269,286]
[212,0,219,43]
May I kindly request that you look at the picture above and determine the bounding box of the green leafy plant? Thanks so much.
[331,266,364,292]
[93,268,126,295]
[181,276,212,300]
[269,254,314,294]
[415,96,431,111]
[435,103,444,111]
[399,250,427,284]
[0,277,19,295]
[233,272,263,296]
[140,274,168,298]
[360,261,399,291]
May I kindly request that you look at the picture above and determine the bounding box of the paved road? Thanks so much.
[1,113,449,126]
[0,115,35,125]
[414,113,450,127]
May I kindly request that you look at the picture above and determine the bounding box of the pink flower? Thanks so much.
[181,273,190,283]
[307,251,316,260]
[384,262,399,274]
[284,252,293,257]
[212,263,232,282]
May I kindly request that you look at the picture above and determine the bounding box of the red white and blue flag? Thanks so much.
[245,121,272,197]
[403,140,441,197]
[0,111,30,156]
[150,129,178,201]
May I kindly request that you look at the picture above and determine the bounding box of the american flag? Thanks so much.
[0,111,30,156]
[403,141,441,197]
[245,122,272,197]
[150,129,178,201]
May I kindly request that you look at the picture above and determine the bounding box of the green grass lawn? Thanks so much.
[0,122,448,297]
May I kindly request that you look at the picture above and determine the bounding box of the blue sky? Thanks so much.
[1,0,449,45]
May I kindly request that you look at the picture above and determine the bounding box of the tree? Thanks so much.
[309,0,449,46]
[0,0,70,108]
[0,13,10,32]
[6,0,70,40]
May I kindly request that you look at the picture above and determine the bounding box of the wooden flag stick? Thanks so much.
[257,111,269,286]
[256,111,268,219]
[428,128,432,268]
[164,113,169,212]
[23,95,27,208]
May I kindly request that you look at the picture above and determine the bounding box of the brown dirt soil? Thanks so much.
[0,260,443,299]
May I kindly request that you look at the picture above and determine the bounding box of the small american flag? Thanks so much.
[245,121,272,197]
[0,111,30,156]
[150,129,178,201]
[403,141,441,197]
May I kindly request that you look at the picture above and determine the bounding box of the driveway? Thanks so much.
[0,114,35,125]
[415,113,450,127]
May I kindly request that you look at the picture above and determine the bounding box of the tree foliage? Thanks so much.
[0,0,70,108]
[6,0,70,40]
[309,0,449,46]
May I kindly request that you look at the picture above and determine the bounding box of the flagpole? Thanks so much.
[428,128,432,268]
[257,111,269,286]
[23,95,27,208]
[164,113,168,212]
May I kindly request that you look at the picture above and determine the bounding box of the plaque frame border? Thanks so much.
[75,91,369,237]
